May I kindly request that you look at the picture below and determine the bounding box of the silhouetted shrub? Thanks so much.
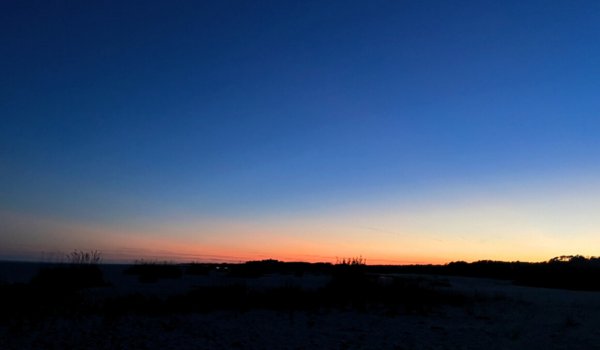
[336,256,367,266]
[227,259,282,278]
[124,260,183,283]
[327,257,369,300]
[29,250,108,291]
[186,263,210,276]
[227,264,264,278]
[223,260,333,278]
[0,251,110,324]
[30,264,108,291]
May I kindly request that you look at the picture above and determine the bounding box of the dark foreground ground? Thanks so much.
[1,261,600,349]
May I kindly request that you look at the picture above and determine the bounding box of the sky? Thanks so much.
[1,0,600,264]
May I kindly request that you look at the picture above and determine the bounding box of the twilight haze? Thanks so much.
[1,1,600,264]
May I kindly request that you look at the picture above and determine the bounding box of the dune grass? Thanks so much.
[0,251,109,325]
[65,250,102,265]
[336,256,366,266]
[30,250,108,291]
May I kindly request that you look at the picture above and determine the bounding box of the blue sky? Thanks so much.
[1,1,600,263]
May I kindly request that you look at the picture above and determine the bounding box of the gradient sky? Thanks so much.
[2,1,600,264]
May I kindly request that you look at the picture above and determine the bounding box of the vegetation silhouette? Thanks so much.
[0,251,109,324]
[124,260,183,283]
[102,271,465,317]
[371,255,600,291]
[185,262,210,276]
[30,250,108,291]
[3,254,600,327]
[224,259,332,278]
[101,256,464,316]
[191,255,600,292]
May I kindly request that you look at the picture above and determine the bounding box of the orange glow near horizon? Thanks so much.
[2,213,594,265]
[3,176,600,265]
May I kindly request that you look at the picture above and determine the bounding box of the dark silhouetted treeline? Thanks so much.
[221,255,600,291]
[370,255,600,291]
